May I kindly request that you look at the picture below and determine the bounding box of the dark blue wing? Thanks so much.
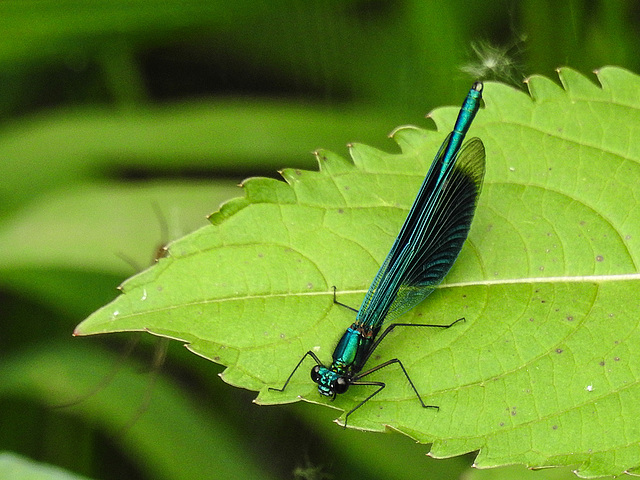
[356,136,485,327]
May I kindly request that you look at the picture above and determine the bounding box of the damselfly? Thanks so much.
[271,82,485,425]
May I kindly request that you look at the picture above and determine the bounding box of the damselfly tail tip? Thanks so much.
[472,81,483,92]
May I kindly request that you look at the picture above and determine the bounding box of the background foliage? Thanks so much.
[2,1,639,479]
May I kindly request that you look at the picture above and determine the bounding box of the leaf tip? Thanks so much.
[389,124,421,138]
[313,148,328,163]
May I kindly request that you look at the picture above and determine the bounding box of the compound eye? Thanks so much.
[310,365,322,383]
[332,377,349,394]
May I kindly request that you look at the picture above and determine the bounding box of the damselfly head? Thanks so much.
[311,365,349,397]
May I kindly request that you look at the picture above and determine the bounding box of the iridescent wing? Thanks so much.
[356,136,485,327]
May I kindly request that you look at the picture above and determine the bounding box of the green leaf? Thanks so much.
[0,100,393,213]
[77,67,640,477]
[0,181,236,276]
[0,452,93,480]
[462,463,596,480]
[0,342,276,480]
[0,1,264,66]
[0,180,239,316]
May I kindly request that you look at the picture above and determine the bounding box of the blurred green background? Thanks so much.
[1,1,638,479]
